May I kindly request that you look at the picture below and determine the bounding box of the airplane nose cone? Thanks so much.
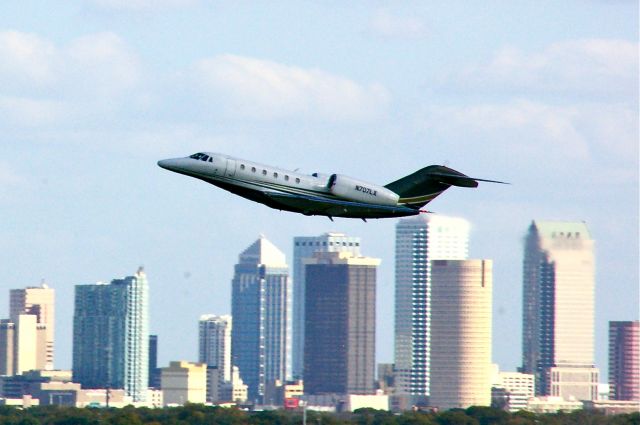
[157,158,179,171]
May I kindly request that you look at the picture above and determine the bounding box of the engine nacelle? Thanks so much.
[328,174,399,206]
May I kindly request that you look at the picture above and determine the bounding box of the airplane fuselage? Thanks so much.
[158,152,421,219]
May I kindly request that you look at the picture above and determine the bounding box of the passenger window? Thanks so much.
[295,178,300,183]
[262,170,267,175]
[285,175,289,181]
[251,167,256,172]
[273,172,278,178]
[240,164,245,170]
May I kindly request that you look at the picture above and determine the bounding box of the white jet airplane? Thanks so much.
[158,152,506,220]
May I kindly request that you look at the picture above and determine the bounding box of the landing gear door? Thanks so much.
[225,158,237,177]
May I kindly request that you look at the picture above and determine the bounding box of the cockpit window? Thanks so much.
[189,153,213,162]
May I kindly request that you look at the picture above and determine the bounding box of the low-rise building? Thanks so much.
[491,369,535,412]
[583,399,640,415]
[526,396,583,413]
[161,361,207,405]
[264,379,303,406]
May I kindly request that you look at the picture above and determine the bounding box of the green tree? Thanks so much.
[465,406,509,425]
[436,410,478,425]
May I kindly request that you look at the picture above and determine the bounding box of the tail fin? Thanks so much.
[384,165,507,209]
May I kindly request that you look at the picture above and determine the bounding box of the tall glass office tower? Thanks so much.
[292,232,361,379]
[231,236,289,402]
[394,215,469,405]
[522,220,598,400]
[72,267,149,401]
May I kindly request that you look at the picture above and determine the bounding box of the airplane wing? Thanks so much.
[263,191,419,219]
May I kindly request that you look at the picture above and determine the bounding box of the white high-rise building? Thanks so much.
[292,232,361,379]
[430,259,492,409]
[394,215,469,404]
[199,315,232,382]
[522,221,599,400]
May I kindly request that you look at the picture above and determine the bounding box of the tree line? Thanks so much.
[0,404,637,425]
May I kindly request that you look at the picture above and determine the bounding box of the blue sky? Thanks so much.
[0,1,637,380]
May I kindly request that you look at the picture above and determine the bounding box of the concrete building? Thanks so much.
[231,236,289,402]
[394,215,470,405]
[526,396,583,413]
[72,267,149,401]
[0,315,47,376]
[10,284,55,369]
[583,399,640,415]
[199,315,232,382]
[304,252,379,395]
[609,321,640,402]
[14,315,45,375]
[225,365,248,403]
[206,365,248,404]
[264,379,303,406]
[429,259,492,409]
[0,370,72,400]
[292,232,361,379]
[161,361,207,405]
[491,367,535,412]
[521,221,599,399]
[0,321,14,375]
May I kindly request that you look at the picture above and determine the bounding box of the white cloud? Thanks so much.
[0,96,67,126]
[0,31,143,126]
[0,31,57,85]
[66,32,141,96]
[369,9,427,39]
[419,99,637,166]
[453,39,638,99]
[0,30,141,95]
[192,55,390,121]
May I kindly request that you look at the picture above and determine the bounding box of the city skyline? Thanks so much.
[0,1,636,388]
[0,219,637,409]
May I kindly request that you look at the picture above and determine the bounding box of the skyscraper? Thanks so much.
[292,232,361,379]
[199,315,232,382]
[148,335,161,388]
[10,284,55,369]
[522,221,599,400]
[394,215,470,404]
[609,321,639,401]
[429,259,492,409]
[73,267,149,401]
[231,236,289,402]
[304,251,379,395]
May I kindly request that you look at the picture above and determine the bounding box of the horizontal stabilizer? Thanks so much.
[429,172,510,187]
